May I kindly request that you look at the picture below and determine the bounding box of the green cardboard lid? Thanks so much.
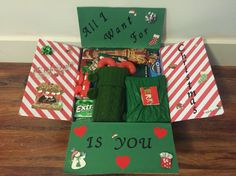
[77,7,165,49]
[64,121,179,174]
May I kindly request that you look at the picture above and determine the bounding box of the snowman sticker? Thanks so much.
[71,149,86,170]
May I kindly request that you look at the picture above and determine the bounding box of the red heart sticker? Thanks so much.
[73,126,87,137]
[154,128,167,139]
[116,156,130,169]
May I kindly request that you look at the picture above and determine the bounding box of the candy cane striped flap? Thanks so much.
[160,37,224,122]
[19,39,81,121]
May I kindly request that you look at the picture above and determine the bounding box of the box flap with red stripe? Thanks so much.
[19,39,81,121]
[160,37,224,122]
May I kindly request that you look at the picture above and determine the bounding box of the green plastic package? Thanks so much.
[125,75,170,122]
[74,99,94,120]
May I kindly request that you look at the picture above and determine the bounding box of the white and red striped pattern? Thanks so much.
[19,39,80,121]
[160,37,224,122]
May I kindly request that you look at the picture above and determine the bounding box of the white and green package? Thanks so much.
[74,99,94,120]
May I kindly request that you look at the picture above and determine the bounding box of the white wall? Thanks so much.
[0,0,235,65]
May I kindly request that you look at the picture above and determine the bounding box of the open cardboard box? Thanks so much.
[19,7,224,175]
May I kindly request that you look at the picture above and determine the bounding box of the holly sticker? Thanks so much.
[176,102,183,109]
[198,71,208,83]
[169,63,177,69]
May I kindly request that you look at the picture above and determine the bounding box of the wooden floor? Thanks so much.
[0,63,235,176]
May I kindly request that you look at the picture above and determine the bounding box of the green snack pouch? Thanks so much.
[74,99,94,120]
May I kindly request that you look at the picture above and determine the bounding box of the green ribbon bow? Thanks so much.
[41,45,53,55]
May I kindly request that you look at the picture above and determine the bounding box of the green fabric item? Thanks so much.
[87,67,129,122]
[125,75,170,122]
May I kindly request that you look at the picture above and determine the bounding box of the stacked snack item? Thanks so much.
[84,48,161,78]
[74,55,97,121]
[83,48,158,65]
